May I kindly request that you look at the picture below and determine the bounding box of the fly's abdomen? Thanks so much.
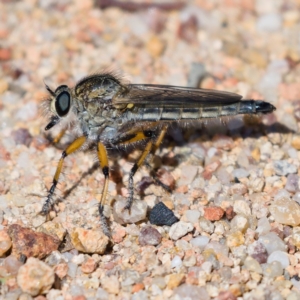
[125,100,275,122]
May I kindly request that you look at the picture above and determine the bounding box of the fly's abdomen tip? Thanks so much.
[255,100,276,114]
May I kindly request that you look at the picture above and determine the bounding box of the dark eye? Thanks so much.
[55,91,71,117]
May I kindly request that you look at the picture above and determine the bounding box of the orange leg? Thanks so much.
[97,141,111,237]
[41,136,86,215]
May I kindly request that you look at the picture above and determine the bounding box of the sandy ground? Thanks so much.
[1,0,300,299]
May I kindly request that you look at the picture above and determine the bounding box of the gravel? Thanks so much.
[1,0,300,299]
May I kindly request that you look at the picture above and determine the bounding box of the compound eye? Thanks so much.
[55,91,71,117]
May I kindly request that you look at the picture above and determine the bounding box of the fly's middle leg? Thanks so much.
[41,136,86,215]
[97,141,111,237]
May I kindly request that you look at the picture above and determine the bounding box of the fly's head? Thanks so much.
[44,84,73,131]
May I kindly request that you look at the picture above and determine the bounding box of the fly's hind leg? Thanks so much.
[125,139,154,210]
[124,125,168,210]
[145,125,171,192]
[41,136,86,215]
[97,141,111,237]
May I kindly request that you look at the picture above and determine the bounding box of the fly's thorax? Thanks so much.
[74,74,127,103]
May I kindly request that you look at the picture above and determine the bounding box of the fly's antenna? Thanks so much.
[44,80,56,97]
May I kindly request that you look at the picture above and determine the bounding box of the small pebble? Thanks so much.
[101,275,120,294]
[203,206,224,221]
[233,200,251,216]
[285,174,299,193]
[177,165,198,186]
[291,136,300,150]
[37,221,66,241]
[230,183,248,195]
[17,257,54,296]
[267,250,290,269]
[225,206,236,220]
[226,231,245,248]
[273,160,297,176]
[71,253,85,265]
[169,221,193,240]
[190,236,210,250]
[217,291,237,300]
[113,198,147,225]
[167,273,185,289]
[212,135,234,150]
[243,256,262,274]
[81,257,97,274]
[184,209,201,223]
[54,263,68,279]
[201,261,213,274]
[171,256,183,268]
[149,202,179,226]
[262,261,283,278]
[174,284,210,300]
[138,226,162,246]
[3,255,23,275]
[199,217,215,234]
[0,230,12,256]
[231,215,249,233]
[257,13,282,32]
[232,168,249,179]
[270,197,300,226]
[67,262,77,278]
[291,232,300,248]
[45,251,66,266]
[7,224,60,259]
[258,232,286,255]
[256,217,271,235]
[70,228,109,254]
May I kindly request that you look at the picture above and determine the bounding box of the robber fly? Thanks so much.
[42,73,276,236]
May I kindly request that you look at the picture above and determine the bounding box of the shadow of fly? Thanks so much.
[41,73,276,236]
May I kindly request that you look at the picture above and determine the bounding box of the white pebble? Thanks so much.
[256,217,271,235]
[258,232,286,254]
[257,13,282,32]
[67,262,78,278]
[262,261,283,278]
[267,250,290,269]
[233,200,251,216]
[171,256,182,268]
[177,165,198,186]
[71,254,85,265]
[232,168,249,178]
[190,236,210,250]
[184,210,200,223]
[169,221,193,240]
[201,261,212,274]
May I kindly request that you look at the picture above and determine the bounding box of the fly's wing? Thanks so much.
[113,84,243,107]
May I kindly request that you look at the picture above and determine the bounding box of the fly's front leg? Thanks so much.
[45,128,67,146]
[41,136,86,215]
[52,129,67,144]
[97,141,111,237]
